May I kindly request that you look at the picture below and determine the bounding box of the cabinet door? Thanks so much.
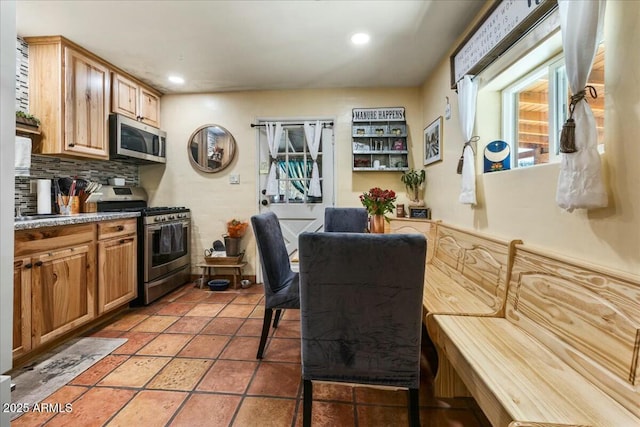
[138,87,160,127]
[64,46,110,159]
[13,258,32,358]
[112,72,139,119]
[98,235,137,314]
[31,244,96,346]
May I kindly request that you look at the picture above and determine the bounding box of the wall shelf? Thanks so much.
[352,107,408,172]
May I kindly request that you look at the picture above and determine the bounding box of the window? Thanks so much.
[501,45,605,169]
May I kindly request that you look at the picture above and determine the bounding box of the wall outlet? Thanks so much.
[229,174,240,184]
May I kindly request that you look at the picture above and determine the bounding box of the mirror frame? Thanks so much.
[187,124,237,173]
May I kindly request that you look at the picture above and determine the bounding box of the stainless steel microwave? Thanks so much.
[109,113,166,164]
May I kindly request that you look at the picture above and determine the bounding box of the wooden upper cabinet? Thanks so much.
[112,72,161,127]
[26,36,111,160]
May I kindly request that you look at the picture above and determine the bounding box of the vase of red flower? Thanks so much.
[359,187,397,233]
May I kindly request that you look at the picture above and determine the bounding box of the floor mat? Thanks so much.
[9,337,127,419]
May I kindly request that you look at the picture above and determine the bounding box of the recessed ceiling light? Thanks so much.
[351,33,370,45]
[168,75,185,84]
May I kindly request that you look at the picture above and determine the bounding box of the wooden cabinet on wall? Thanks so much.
[25,36,111,160]
[14,224,96,354]
[112,72,161,128]
[97,219,137,314]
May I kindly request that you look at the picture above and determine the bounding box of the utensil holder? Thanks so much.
[59,196,80,215]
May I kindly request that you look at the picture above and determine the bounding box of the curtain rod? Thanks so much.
[251,121,333,128]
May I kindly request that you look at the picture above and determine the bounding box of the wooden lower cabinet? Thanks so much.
[13,258,32,359]
[31,243,96,347]
[13,219,137,364]
[97,221,137,314]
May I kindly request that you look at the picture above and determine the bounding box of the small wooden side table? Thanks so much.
[196,262,247,289]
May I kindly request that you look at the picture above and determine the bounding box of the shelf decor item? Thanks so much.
[359,187,397,233]
[224,219,249,256]
[352,107,408,171]
[400,168,426,206]
[424,116,443,166]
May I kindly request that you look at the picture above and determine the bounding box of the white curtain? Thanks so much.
[303,120,322,197]
[556,0,607,211]
[457,74,478,205]
[265,122,283,196]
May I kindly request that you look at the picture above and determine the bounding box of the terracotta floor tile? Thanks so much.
[137,333,194,356]
[44,387,136,427]
[219,336,261,360]
[178,334,230,359]
[312,382,355,402]
[201,317,244,335]
[133,302,168,315]
[185,303,226,317]
[249,304,265,319]
[261,337,301,363]
[111,331,158,354]
[197,359,258,394]
[273,320,301,338]
[236,318,264,336]
[130,315,180,332]
[355,386,408,406]
[232,293,263,304]
[98,356,170,387]
[357,404,409,426]
[103,313,149,331]
[218,303,255,318]
[155,301,198,316]
[247,362,301,397]
[204,292,238,304]
[69,354,129,385]
[294,401,355,427]
[169,393,242,427]
[159,286,193,303]
[281,309,300,321]
[147,358,212,391]
[232,396,296,427]
[11,385,88,427]
[88,329,123,338]
[175,290,211,303]
[165,316,211,334]
[105,390,187,427]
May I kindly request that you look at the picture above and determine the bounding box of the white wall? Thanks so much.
[419,0,640,275]
[1,1,16,424]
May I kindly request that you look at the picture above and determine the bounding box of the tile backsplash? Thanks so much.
[15,36,140,215]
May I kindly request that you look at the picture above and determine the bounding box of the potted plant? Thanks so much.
[401,168,426,206]
[224,219,248,257]
[15,111,41,128]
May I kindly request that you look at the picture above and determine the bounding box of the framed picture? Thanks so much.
[424,116,443,166]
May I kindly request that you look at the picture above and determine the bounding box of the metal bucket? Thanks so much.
[224,236,241,256]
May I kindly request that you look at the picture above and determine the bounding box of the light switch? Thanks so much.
[229,174,240,184]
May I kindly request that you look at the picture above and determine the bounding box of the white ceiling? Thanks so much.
[16,0,485,94]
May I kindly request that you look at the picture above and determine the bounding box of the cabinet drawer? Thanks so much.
[15,223,95,256]
[98,219,137,240]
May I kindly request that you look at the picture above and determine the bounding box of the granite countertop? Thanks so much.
[14,212,140,231]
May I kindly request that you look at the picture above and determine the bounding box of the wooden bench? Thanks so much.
[391,219,521,396]
[428,244,640,427]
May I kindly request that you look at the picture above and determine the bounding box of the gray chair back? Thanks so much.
[298,232,426,388]
[250,212,299,309]
[324,207,368,233]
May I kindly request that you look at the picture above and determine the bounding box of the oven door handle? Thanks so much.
[146,221,190,232]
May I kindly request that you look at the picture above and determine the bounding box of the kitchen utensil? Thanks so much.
[58,177,73,195]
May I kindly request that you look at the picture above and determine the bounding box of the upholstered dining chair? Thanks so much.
[298,232,427,427]
[250,211,300,359]
[323,207,368,232]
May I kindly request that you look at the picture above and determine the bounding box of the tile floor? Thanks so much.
[12,282,491,427]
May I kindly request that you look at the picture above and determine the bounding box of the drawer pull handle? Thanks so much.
[117,225,125,231]
[34,261,43,267]
[25,263,33,269]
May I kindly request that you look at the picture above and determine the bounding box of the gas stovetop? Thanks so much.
[142,206,190,216]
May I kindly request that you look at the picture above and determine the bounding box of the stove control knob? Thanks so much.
[154,217,160,222]
[169,215,175,220]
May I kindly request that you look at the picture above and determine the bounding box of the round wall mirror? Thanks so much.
[188,124,237,173]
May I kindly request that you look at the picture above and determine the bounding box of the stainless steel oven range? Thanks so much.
[93,186,191,305]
